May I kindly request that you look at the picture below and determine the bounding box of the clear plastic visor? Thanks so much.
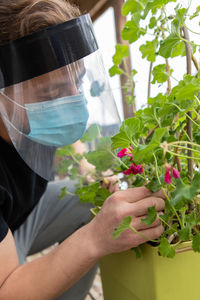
[0,51,121,180]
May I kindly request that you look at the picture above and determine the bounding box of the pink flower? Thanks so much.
[123,164,143,176]
[117,146,133,159]
[164,166,180,185]
[117,148,128,158]
[164,168,172,185]
[172,168,180,179]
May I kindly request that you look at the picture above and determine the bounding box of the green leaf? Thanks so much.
[97,136,112,151]
[171,75,200,103]
[111,118,141,150]
[133,246,142,259]
[148,93,167,106]
[175,8,187,26]
[56,159,72,175]
[158,237,176,258]
[190,5,200,20]
[113,216,132,239]
[80,124,101,143]
[159,33,181,58]
[109,65,124,77]
[141,205,157,225]
[170,41,185,58]
[122,0,146,16]
[170,173,200,209]
[139,40,158,62]
[149,16,157,29]
[121,117,141,141]
[142,0,176,19]
[150,127,168,144]
[94,188,111,206]
[75,182,101,204]
[58,187,67,200]
[56,145,75,157]
[192,234,200,252]
[178,225,191,241]
[132,143,158,164]
[185,211,197,227]
[113,44,129,65]
[85,150,114,172]
[132,127,167,164]
[152,64,173,84]
[111,131,131,149]
[146,177,162,192]
[69,166,79,180]
[121,19,146,44]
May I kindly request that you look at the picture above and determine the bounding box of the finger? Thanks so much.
[125,224,164,248]
[102,177,120,193]
[116,186,153,203]
[132,213,162,231]
[131,196,165,217]
[139,224,164,241]
[108,177,120,193]
[153,189,166,200]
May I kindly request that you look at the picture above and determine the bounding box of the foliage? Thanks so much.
[56,0,200,258]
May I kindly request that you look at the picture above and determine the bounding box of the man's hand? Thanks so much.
[101,175,120,193]
[86,186,165,258]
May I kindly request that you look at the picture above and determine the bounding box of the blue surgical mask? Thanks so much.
[24,93,89,147]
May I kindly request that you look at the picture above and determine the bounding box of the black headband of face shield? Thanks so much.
[0,14,98,88]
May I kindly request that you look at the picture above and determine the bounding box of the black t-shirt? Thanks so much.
[0,137,48,242]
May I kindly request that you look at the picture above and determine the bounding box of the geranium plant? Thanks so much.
[57,0,200,258]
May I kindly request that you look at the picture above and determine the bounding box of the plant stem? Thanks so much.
[166,150,200,161]
[109,151,130,170]
[169,141,200,148]
[153,153,161,185]
[184,24,200,36]
[124,59,136,116]
[148,62,153,101]
[69,151,82,165]
[129,225,158,243]
[185,113,200,128]
[166,58,172,94]
[142,168,148,184]
[159,216,176,231]
[182,26,193,182]
[180,37,200,47]
[161,188,183,228]
[169,144,200,154]
[192,53,200,71]
[145,124,159,143]
[195,95,200,106]
[192,108,200,120]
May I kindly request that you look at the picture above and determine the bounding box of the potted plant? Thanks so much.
[56,0,200,299]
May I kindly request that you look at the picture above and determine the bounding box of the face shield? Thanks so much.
[0,14,120,180]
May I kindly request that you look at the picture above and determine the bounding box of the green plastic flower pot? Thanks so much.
[99,242,200,300]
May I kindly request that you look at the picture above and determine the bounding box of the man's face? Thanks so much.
[0,63,85,134]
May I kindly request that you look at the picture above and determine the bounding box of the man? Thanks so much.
[0,1,165,299]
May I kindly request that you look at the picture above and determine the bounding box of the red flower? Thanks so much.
[117,147,133,160]
[172,168,180,179]
[164,168,172,185]
[123,164,143,175]
[117,148,128,158]
[164,166,180,185]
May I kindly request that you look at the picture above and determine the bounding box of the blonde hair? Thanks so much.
[0,0,80,45]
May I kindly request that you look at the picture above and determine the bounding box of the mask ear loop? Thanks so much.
[0,90,31,136]
[0,90,27,110]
